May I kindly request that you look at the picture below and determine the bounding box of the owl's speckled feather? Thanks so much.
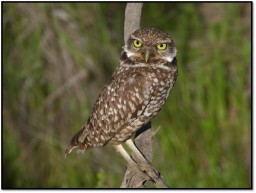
[65,28,178,156]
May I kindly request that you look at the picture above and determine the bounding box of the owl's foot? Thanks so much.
[117,140,160,181]
[137,161,160,179]
[114,143,168,187]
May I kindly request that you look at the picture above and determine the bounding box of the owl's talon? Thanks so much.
[138,162,159,177]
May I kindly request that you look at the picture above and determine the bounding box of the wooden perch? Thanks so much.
[124,3,143,43]
[121,3,169,188]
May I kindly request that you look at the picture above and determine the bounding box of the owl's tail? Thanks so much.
[65,125,90,158]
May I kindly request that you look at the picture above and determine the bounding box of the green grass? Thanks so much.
[3,2,251,188]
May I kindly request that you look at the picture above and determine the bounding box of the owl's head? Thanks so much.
[123,28,177,64]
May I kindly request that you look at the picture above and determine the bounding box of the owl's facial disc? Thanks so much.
[124,28,177,63]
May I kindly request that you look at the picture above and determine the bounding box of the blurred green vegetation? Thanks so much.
[3,2,251,188]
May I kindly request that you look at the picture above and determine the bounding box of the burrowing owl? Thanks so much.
[65,28,178,168]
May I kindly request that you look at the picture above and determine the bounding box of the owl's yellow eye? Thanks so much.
[133,40,142,48]
[157,43,167,50]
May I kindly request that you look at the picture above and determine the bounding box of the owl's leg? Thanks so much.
[114,144,153,183]
[125,139,159,178]
[115,142,159,182]
[114,144,138,167]
[125,139,158,173]
[125,139,149,163]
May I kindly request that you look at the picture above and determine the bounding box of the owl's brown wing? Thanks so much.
[65,68,154,156]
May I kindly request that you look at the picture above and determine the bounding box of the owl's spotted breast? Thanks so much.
[110,62,177,143]
[66,58,177,154]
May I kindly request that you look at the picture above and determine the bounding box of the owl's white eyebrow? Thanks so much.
[156,40,172,44]
[130,35,142,42]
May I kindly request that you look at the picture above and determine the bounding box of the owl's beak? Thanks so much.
[144,49,150,63]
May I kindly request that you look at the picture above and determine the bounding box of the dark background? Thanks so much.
[3,2,251,188]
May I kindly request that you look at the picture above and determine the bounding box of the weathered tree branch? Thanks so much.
[121,3,169,188]
[124,3,143,43]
